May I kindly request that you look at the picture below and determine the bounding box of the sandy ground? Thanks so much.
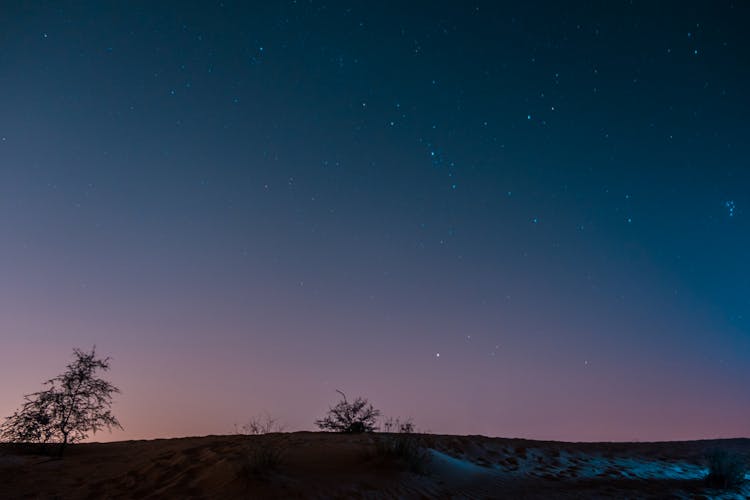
[1,433,748,499]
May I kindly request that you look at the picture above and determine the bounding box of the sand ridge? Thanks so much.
[1,433,749,499]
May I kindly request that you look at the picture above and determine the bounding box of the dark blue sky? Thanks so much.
[1,1,748,440]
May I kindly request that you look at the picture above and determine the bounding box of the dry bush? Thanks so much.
[315,390,380,433]
[235,413,288,481]
[382,417,415,434]
[243,438,286,474]
[374,417,430,474]
[234,412,285,435]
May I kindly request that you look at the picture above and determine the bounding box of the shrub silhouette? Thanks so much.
[234,412,285,435]
[0,347,122,456]
[382,416,415,434]
[374,418,430,474]
[315,390,380,433]
[705,449,747,489]
[240,435,288,479]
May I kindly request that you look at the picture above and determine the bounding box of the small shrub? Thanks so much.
[705,449,747,489]
[382,417,415,434]
[374,418,430,474]
[315,390,380,433]
[374,433,431,474]
[240,435,288,478]
[234,414,288,482]
[234,412,284,435]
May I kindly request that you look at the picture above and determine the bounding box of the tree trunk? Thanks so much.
[58,433,68,457]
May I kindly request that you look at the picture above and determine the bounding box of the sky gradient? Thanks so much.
[1,1,749,442]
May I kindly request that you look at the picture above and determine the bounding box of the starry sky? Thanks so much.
[1,1,749,442]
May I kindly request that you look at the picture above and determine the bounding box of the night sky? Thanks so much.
[1,1,749,442]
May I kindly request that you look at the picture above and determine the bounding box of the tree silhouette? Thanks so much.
[0,347,122,455]
[315,390,380,433]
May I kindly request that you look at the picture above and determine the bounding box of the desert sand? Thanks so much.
[1,433,749,499]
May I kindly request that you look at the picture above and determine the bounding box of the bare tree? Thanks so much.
[0,347,122,455]
[315,390,380,433]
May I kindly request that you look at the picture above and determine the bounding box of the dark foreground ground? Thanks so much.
[1,433,749,499]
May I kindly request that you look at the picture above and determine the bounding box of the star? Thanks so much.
[725,200,735,217]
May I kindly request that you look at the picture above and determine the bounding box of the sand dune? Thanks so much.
[1,433,748,499]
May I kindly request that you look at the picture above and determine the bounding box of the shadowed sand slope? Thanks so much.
[1,433,749,499]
